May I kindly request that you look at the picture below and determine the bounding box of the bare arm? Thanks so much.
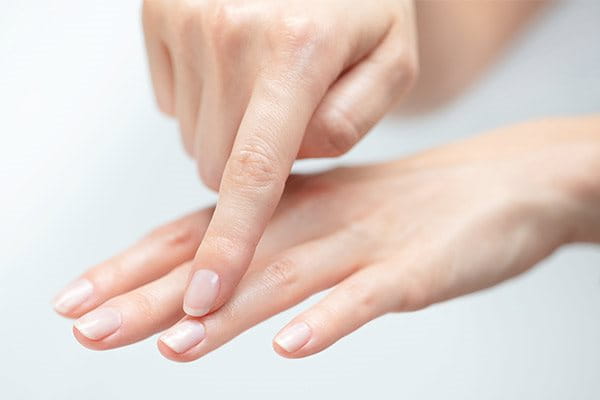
[401,0,548,113]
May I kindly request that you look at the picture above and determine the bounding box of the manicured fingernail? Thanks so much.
[183,269,220,317]
[159,320,206,354]
[274,322,312,353]
[53,279,93,314]
[74,308,122,340]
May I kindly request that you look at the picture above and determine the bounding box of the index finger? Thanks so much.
[183,68,329,317]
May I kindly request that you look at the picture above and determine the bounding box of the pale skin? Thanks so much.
[141,0,419,320]
[140,0,545,324]
[54,116,600,361]
[53,1,584,360]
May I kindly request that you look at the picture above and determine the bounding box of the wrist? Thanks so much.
[552,143,600,244]
[520,116,600,245]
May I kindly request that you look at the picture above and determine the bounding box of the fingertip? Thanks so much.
[182,305,207,318]
[197,161,223,192]
[54,300,97,320]
[72,326,108,351]
[272,321,313,358]
[272,342,318,360]
[52,278,94,318]
[158,99,176,117]
[156,338,204,363]
[71,308,123,350]
[157,319,207,362]
[156,339,193,363]
[272,341,301,359]
[53,304,79,320]
[182,269,220,318]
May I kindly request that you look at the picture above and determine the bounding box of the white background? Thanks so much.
[1,1,599,399]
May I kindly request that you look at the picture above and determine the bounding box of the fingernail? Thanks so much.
[74,308,122,340]
[53,279,93,314]
[159,320,206,354]
[183,269,220,317]
[274,322,312,353]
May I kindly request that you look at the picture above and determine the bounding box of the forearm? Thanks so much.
[401,0,548,113]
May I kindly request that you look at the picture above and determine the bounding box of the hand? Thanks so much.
[142,0,418,318]
[53,117,600,361]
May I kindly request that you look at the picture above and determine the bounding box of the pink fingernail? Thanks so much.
[274,322,312,353]
[183,270,220,317]
[159,320,206,354]
[74,308,122,340]
[53,279,93,314]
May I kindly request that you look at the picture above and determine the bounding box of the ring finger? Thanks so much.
[158,226,371,361]
[71,225,368,355]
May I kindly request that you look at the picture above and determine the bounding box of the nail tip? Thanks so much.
[274,322,312,353]
[73,320,100,341]
[184,269,220,317]
[274,338,298,354]
[52,299,68,314]
[159,321,206,354]
[52,296,77,314]
[183,305,209,317]
[52,279,94,315]
[73,308,122,341]
[158,336,178,353]
[73,320,90,339]
[273,339,290,353]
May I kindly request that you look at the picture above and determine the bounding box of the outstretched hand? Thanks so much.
[54,117,600,361]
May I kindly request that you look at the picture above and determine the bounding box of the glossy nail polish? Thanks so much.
[274,322,312,353]
[74,308,122,340]
[53,279,93,314]
[159,320,206,354]
[183,270,220,317]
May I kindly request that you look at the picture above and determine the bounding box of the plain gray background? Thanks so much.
[1,1,599,399]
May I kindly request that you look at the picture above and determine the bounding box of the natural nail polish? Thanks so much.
[74,308,122,340]
[183,269,220,317]
[159,320,206,354]
[53,279,93,314]
[274,322,312,353]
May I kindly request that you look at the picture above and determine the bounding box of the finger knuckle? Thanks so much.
[205,3,247,52]
[345,281,380,318]
[157,97,175,118]
[261,256,299,291]
[171,1,204,46]
[317,106,361,156]
[178,116,196,142]
[197,160,223,192]
[395,275,432,312]
[278,17,322,52]
[129,290,160,324]
[263,17,331,95]
[204,233,246,267]
[227,138,282,191]
[390,50,419,91]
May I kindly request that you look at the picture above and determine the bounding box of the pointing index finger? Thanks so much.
[183,70,328,317]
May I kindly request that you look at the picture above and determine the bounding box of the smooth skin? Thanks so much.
[54,116,600,361]
[142,0,419,319]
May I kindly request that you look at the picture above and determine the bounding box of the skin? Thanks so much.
[141,0,546,320]
[403,0,546,112]
[56,116,600,361]
[142,0,419,319]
